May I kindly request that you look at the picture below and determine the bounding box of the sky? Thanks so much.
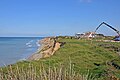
[0,0,120,37]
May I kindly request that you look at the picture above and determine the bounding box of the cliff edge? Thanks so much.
[28,37,64,60]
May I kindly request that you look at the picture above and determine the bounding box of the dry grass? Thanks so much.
[0,62,97,80]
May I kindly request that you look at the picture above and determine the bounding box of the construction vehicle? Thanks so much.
[95,22,120,41]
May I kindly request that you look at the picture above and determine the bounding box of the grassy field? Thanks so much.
[0,38,120,80]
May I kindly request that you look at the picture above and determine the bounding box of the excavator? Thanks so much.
[95,22,120,41]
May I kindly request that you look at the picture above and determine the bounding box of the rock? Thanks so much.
[28,37,65,60]
[28,53,42,60]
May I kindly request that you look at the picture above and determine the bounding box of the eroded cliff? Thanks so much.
[28,37,64,60]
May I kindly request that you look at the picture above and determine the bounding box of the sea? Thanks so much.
[0,37,43,67]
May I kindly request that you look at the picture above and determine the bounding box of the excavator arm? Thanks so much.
[95,22,120,35]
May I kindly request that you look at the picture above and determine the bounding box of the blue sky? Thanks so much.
[0,0,120,37]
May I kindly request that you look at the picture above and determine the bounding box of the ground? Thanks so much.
[1,37,120,80]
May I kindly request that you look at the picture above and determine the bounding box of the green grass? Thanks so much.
[41,38,120,78]
[0,38,120,79]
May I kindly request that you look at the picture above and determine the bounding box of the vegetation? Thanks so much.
[0,61,99,80]
[0,37,120,80]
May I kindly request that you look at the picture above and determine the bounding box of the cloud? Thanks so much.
[80,0,92,3]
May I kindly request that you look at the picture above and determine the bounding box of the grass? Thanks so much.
[0,37,120,79]
[0,61,98,80]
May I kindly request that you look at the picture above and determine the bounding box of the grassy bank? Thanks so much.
[0,38,120,80]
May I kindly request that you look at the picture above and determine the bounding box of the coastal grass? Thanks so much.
[0,38,120,79]
[0,61,98,80]
[38,38,120,78]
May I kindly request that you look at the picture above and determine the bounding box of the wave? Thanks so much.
[27,45,32,47]
[26,42,30,45]
[26,40,33,46]
[25,41,33,48]
[36,40,40,47]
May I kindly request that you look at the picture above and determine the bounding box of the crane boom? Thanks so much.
[95,22,120,35]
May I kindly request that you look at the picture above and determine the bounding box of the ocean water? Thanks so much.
[0,37,43,67]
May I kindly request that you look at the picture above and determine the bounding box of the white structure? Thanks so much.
[84,32,95,38]
[75,32,95,39]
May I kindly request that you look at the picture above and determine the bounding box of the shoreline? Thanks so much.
[0,37,63,67]
[0,37,41,67]
[27,37,62,60]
